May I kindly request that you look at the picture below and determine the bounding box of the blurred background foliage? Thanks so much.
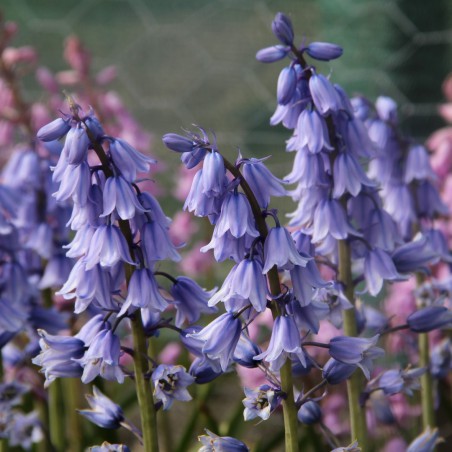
[2,0,452,165]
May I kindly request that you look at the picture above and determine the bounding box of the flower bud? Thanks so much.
[298,400,322,424]
[306,41,343,61]
[407,306,452,333]
[162,133,193,153]
[272,12,294,45]
[256,45,290,63]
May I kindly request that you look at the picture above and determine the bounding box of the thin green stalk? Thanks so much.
[48,380,66,451]
[280,359,299,452]
[414,269,435,430]
[338,239,367,450]
[419,332,435,429]
[131,317,159,452]
[64,379,82,452]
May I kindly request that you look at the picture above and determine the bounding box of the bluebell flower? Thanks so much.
[233,333,262,368]
[180,326,204,357]
[162,133,194,153]
[242,159,287,209]
[109,138,155,182]
[79,328,124,384]
[53,161,91,206]
[63,124,89,164]
[298,400,322,424]
[404,145,436,184]
[407,427,441,452]
[198,429,249,451]
[363,207,401,252]
[152,364,195,410]
[184,169,225,218]
[364,248,407,296]
[201,230,253,263]
[189,358,222,384]
[290,261,331,307]
[309,73,341,116]
[254,315,306,370]
[287,109,333,154]
[78,386,124,429]
[392,234,439,274]
[277,66,297,105]
[90,442,131,452]
[57,261,114,314]
[188,313,242,372]
[322,358,358,384]
[171,276,217,327]
[271,82,308,129]
[209,257,267,312]
[305,41,343,61]
[101,175,146,220]
[83,224,135,270]
[256,45,290,63]
[141,220,181,265]
[407,306,452,333]
[312,199,357,243]
[416,180,449,218]
[342,115,376,158]
[378,367,426,396]
[214,191,258,239]
[329,335,384,379]
[75,314,107,346]
[118,268,168,316]
[262,226,310,274]
[271,12,294,45]
[202,151,226,197]
[424,228,452,262]
[181,147,208,169]
[37,117,71,142]
[32,329,85,387]
[285,152,328,188]
[243,385,281,421]
[333,151,375,198]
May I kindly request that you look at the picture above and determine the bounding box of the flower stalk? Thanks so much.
[223,157,299,452]
[81,117,160,452]
[338,239,368,450]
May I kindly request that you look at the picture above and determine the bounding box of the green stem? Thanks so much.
[63,379,82,452]
[338,240,367,449]
[419,333,435,429]
[48,380,66,452]
[280,359,299,452]
[131,317,159,452]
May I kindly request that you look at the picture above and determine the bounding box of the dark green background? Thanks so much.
[2,0,452,164]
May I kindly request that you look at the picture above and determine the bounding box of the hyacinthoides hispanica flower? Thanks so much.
[34,97,201,452]
[164,125,312,450]
[163,13,451,450]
